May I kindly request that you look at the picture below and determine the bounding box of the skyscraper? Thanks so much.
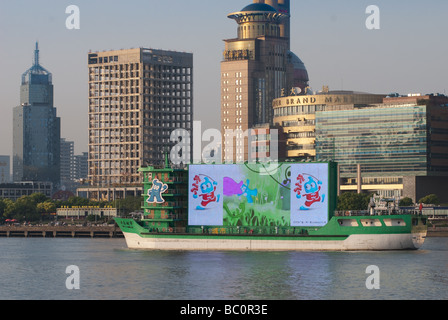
[0,156,10,183]
[221,0,309,162]
[13,43,61,188]
[59,138,88,193]
[83,48,193,200]
[60,138,75,191]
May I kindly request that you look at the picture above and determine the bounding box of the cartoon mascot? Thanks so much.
[147,179,169,204]
[191,175,220,210]
[294,174,325,210]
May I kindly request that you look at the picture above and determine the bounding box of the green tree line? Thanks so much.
[0,194,142,223]
[337,192,441,211]
[1,192,442,223]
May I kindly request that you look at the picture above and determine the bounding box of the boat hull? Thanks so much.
[120,231,426,251]
[115,215,427,251]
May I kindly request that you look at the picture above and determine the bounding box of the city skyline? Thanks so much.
[1,0,447,158]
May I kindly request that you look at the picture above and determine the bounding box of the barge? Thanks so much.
[115,160,427,251]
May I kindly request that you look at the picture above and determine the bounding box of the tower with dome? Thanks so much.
[221,0,309,162]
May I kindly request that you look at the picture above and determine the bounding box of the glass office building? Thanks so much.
[316,105,429,177]
[315,95,448,200]
[272,91,385,160]
[13,43,61,188]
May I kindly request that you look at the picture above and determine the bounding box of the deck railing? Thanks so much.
[334,209,422,217]
[143,226,314,236]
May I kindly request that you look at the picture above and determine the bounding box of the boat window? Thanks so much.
[338,219,359,227]
[383,219,406,227]
[360,219,382,227]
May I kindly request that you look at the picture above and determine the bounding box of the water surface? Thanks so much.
[0,237,446,300]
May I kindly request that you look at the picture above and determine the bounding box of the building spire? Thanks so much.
[21,42,52,86]
[34,42,39,66]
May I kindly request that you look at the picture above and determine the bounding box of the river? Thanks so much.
[0,237,446,300]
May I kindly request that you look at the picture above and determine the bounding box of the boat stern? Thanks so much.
[411,216,428,249]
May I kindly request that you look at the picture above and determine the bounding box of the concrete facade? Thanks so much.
[85,48,193,199]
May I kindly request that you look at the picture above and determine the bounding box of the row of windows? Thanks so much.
[342,177,404,185]
[274,105,326,117]
[287,144,316,151]
[222,72,243,78]
[90,63,190,74]
[288,131,315,139]
[282,119,315,127]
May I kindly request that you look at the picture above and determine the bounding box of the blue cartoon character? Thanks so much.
[147,179,168,204]
[223,178,258,203]
[240,180,258,203]
[191,175,220,210]
[294,174,325,210]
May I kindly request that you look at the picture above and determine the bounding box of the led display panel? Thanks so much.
[188,163,335,227]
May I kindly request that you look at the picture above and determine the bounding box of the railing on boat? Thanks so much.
[134,209,428,236]
[143,225,315,236]
[334,209,423,217]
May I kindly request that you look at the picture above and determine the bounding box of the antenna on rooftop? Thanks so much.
[34,42,39,66]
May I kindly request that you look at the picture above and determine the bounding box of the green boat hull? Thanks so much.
[115,214,427,251]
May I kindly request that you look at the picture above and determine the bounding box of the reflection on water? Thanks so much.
[0,237,446,300]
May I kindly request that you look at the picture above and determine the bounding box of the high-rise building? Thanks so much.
[221,0,309,162]
[273,90,386,160]
[0,156,10,183]
[314,93,448,201]
[13,43,61,188]
[73,152,88,182]
[60,138,75,188]
[83,48,193,200]
[60,138,87,193]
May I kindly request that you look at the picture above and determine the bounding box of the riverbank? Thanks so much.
[0,225,123,238]
[428,227,448,237]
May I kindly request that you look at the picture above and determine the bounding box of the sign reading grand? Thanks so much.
[188,163,335,228]
[273,94,356,107]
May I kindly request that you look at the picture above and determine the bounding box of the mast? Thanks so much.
[34,42,39,67]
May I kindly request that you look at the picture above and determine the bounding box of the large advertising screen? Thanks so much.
[188,163,335,227]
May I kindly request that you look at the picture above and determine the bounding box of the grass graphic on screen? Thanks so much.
[223,164,291,227]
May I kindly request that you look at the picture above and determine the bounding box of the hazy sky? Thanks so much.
[0,0,447,157]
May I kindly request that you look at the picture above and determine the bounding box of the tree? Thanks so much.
[0,199,6,217]
[29,193,49,204]
[37,201,56,214]
[12,196,40,222]
[65,196,91,207]
[399,197,414,207]
[337,192,372,211]
[114,196,142,214]
[418,194,440,205]
[3,199,15,218]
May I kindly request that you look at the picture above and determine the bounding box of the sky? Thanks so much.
[0,0,447,158]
